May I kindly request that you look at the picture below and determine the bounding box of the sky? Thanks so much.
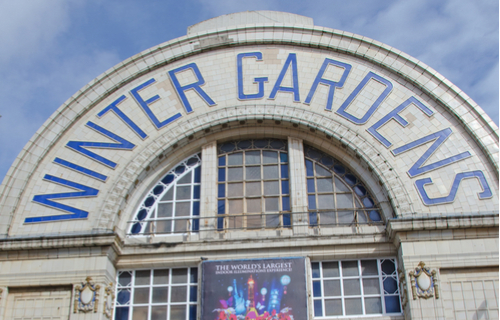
[0,0,498,182]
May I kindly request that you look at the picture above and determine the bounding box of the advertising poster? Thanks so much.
[201,257,307,320]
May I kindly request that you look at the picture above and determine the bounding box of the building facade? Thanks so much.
[0,11,498,320]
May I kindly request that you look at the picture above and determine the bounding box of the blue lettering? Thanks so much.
[168,63,216,113]
[367,96,434,148]
[416,171,492,205]
[66,121,136,169]
[97,95,148,139]
[305,58,352,110]
[130,78,182,129]
[392,128,472,177]
[336,72,393,124]
[54,157,108,182]
[26,175,99,223]
[269,53,300,102]
[237,52,268,100]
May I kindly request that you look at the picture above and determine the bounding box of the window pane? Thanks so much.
[322,262,339,278]
[228,199,243,213]
[135,270,150,286]
[246,182,261,196]
[119,272,132,287]
[246,214,261,229]
[171,286,187,302]
[265,197,279,212]
[157,203,173,218]
[312,263,321,278]
[133,288,149,304]
[227,183,243,197]
[245,151,261,164]
[151,306,167,320]
[152,287,169,303]
[345,298,363,315]
[266,214,280,228]
[318,194,335,209]
[324,280,341,296]
[172,269,187,283]
[320,211,336,226]
[313,281,322,297]
[178,172,191,184]
[132,306,148,319]
[174,219,188,233]
[156,220,172,233]
[361,260,378,276]
[176,186,191,200]
[317,178,333,192]
[365,297,382,314]
[264,181,279,195]
[228,167,243,181]
[337,193,353,208]
[175,202,191,217]
[263,165,279,179]
[325,299,342,316]
[281,180,289,194]
[343,279,361,295]
[335,177,350,192]
[153,270,169,285]
[247,199,261,213]
[306,160,314,177]
[314,300,323,317]
[342,261,359,276]
[307,179,315,193]
[115,307,129,320]
[385,296,401,313]
[170,305,187,319]
[228,216,243,229]
[161,188,173,201]
[315,164,332,177]
[246,166,261,180]
[363,278,380,295]
[263,151,278,163]
[228,153,242,165]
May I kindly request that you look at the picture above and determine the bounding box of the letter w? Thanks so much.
[66,121,135,169]
[26,175,99,223]
[392,128,471,177]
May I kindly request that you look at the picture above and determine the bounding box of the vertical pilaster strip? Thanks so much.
[287,137,309,235]
[200,141,218,239]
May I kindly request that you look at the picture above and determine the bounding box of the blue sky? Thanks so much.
[0,0,498,181]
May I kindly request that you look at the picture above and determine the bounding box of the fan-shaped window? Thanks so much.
[304,145,381,227]
[129,154,201,235]
[217,139,290,230]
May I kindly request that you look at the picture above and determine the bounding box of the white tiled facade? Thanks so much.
[0,11,497,320]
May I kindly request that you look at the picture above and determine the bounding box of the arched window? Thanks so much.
[129,153,202,235]
[216,139,290,230]
[304,145,382,227]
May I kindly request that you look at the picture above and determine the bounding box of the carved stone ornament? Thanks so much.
[408,261,439,300]
[74,277,101,313]
[103,283,115,319]
[397,268,408,308]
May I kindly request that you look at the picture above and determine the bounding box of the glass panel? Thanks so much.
[320,211,336,226]
[193,186,200,199]
[228,167,243,181]
[115,307,129,320]
[282,197,290,211]
[264,181,279,195]
[117,290,130,304]
[173,219,188,233]
[228,153,243,165]
[245,151,261,164]
[309,212,318,225]
[361,260,378,276]
[306,160,314,177]
[322,262,339,278]
[385,296,401,313]
[119,272,132,287]
[247,199,261,213]
[218,184,225,197]
[313,281,322,297]
[228,216,243,229]
[170,305,187,319]
[308,195,316,209]
[342,261,359,276]
[135,270,150,286]
[335,177,350,192]
[228,199,243,213]
[314,299,323,317]
[172,269,188,283]
[381,260,396,275]
[161,188,173,201]
[383,277,398,294]
[152,287,169,303]
[190,268,198,283]
[217,200,225,214]
[315,164,332,177]
[189,305,197,320]
[266,214,280,228]
[246,182,261,196]
[157,203,173,218]
[246,166,261,180]
[324,280,341,296]
[281,180,289,194]
[133,287,149,304]
[311,262,321,278]
[280,164,289,178]
[338,211,354,224]
[190,286,197,302]
[345,298,363,315]
[153,269,169,285]
[265,197,279,212]
[132,306,148,319]
[178,172,191,184]
[263,165,279,179]
[318,194,335,209]
[365,297,382,314]
[246,214,261,229]
[337,193,353,208]
[307,179,315,193]
[280,152,288,163]
[176,186,191,200]
[263,151,278,163]
[363,278,380,295]
[151,306,167,320]
[175,202,191,217]
[170,286,187,302]
[325,299,342,316]
[218,168,226,182]
[218,156,226,166]
[317,178,333,192]
[227,183,243,197]
[194,166,201,183]
[357,210,368,223]
[156,220,172,233]
[343,279,361,295]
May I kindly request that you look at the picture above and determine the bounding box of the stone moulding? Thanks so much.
[409,261,439,300]
[103,283,115,319]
